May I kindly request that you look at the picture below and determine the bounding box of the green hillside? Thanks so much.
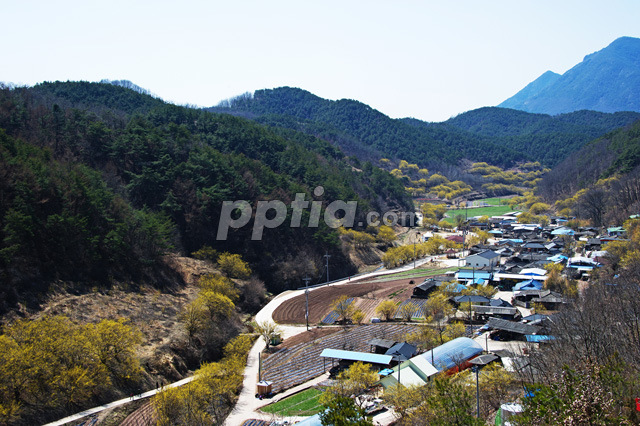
[210,87,639,170]
[0,82,412,308]
[442,107,640,166]
[209,87,525,168]
[538,119,640,225]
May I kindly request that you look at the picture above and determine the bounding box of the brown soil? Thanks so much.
[272,278,419,325]
[119,401,156,426]
[265,327,341,357]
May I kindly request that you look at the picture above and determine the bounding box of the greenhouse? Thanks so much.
[419,337,483,373]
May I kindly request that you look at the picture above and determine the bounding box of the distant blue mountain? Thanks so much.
[499,37,640,114]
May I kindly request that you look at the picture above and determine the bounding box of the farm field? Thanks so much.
[479,197,510,205]
[444,205,516,223]
[262,323,419,393]
[273,279,413,325]
[273,264,455,325]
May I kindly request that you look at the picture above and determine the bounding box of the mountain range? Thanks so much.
[209,87,640,169]
[500,36,640,115]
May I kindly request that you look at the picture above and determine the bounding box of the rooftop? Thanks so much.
[320,349,393,365]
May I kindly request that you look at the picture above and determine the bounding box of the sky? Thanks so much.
[3,0,640,122]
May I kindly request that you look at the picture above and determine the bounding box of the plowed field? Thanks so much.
[273,278,418,324]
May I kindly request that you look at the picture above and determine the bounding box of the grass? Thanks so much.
[478,197,507,205]
[261,388,325,416]
[444,205,517,223]
[371,266,458,283]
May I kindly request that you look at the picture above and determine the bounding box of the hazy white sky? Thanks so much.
[3,0,640,122]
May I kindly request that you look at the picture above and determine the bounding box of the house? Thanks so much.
[513,289,563,309]
[451,294,491,307]
[412,279,439,299]
[465,250,500,268]
[455,269,492,285]
[551,227,574,236]
[531,290,566,310]
[513,279,544,291]
[385,342,418,362]
[446,235,465,244]
[473,305,522,321]
[607,226,626,237]
[487,318,541,341]
[380,354,439,388]
[490,298,513,307]
[585,238,601,251]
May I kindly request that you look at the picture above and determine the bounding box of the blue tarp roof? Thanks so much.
[420,337,483,372]
[320,349,392,365]
[551,228,574,235]
[525,335,555,343]
[457,270,492,280]
[295,414,323,426]
[379,368,394,376]
[472,278,486,285]
[514,279,543,291]
[547,254,568,263]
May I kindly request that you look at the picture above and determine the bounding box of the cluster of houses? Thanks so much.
[438,211,619,289]
[274,215,630,426]
[406,213,628,362]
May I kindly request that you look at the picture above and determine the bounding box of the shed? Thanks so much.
[367,338,397,354]
[412,279,438,299]
[320,349,392,371]
[256,380,273,396]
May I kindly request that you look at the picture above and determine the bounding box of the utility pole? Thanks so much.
[474,366,480,418]
[303,276,311,331]
[324,252,331,284]
[413,232,420,269]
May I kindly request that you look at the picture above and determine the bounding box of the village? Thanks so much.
[232,210,623,426]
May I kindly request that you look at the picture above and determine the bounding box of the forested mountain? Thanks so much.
[210,87,640,169]
[540,119,640,198]
[0,81,411,310]
[442,107,640,166]
[209,87,525,168]
[500,37,640,114]
[538,120,640,225]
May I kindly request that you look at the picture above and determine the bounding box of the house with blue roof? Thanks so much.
[455,269,492,285]
[513,279,543,291]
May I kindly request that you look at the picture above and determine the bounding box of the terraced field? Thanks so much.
[261,323,419,393]
[273,279,416,324]
[393,298,430,320]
